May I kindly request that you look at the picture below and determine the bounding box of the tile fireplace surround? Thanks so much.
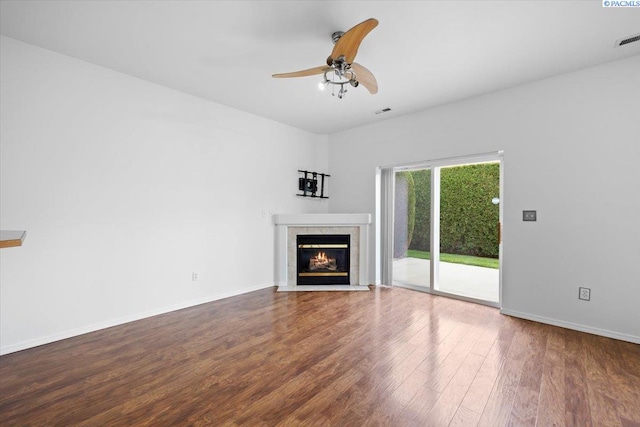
[273,214,371,287]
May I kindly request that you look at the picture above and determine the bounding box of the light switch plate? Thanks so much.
[579,287,591,301]
[523,210,537,221]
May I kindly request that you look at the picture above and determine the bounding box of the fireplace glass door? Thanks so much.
[297,234,350,285]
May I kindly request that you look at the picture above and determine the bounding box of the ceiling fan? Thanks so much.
[272,18,379,99]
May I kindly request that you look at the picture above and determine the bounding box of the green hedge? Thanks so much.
[408,163,499,258]
[440,163,499,258]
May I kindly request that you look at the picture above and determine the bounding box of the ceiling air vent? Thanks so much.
[374,108,392,115]
[615,33,640,47]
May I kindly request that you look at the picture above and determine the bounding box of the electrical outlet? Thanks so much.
[192,272,199,281]
[579,287,590,301]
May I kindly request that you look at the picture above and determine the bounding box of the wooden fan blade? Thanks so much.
[272,66,330,78]
[330,18,378,65]
[351,63,378,94]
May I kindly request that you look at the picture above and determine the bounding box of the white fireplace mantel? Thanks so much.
[273,213,371,287]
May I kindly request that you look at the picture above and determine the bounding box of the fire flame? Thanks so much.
[309,251,337,271]
[315,252,327,262]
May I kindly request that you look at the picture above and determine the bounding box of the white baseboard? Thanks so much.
[0,283,275,356]
[500,308,640,344]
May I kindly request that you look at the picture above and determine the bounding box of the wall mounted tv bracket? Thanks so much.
[298,170,330,199]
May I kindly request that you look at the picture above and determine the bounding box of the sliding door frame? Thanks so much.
[378,151,504,308]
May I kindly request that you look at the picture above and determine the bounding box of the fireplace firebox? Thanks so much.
[296,234,350,285]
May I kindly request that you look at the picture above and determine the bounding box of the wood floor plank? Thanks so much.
[423,352,486,426]
[1,286,638,426]
[564,330,594,427]
[423,324,484,393]
[460,318,515,415]
[477,322,530,427]
[470,325,501,357]
[536,326,567,427]
[394,381,442,425]
[450,405,482,427]
[507,322,548,426]
[278,366,364,425]
[584,335,636,427]
[595,337,640,425]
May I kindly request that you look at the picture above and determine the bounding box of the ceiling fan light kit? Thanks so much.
[272,18,379,99]
[318,66,359,99]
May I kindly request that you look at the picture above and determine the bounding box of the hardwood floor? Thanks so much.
[1,286,639,426]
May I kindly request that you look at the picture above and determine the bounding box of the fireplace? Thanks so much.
[273,213,371,287]
[296,234,350,285]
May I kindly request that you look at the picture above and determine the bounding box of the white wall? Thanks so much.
[2,35,638,353]
[328,55,640,343]
[0,36,329,354]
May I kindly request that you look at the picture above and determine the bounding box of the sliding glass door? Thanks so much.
[435,162,500,303]
[392,168,431,288]
[386,154,502,306]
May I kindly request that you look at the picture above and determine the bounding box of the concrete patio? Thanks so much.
[393,256,499,303]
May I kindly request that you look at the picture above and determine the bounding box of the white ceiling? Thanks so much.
[1,1,639,134]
